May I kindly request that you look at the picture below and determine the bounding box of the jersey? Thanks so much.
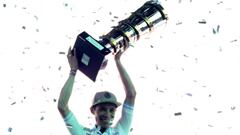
[63,103,134,135]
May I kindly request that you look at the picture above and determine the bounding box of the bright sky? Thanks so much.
[0,0,240,135]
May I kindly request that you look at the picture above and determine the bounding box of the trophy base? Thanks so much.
[73,31,111,81]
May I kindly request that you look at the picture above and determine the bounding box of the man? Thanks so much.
[58,40,136,135]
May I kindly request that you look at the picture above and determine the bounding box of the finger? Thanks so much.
[123,38,129,49]
[73,48,77,57]
[68,46,72,55]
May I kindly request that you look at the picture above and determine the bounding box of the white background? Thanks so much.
[0,0,240,135]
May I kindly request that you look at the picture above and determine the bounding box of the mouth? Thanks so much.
[100,118,110,123]
[99,116,113,125]
[100,116,108,120]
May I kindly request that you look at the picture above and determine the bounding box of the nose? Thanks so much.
[106,109,114,119]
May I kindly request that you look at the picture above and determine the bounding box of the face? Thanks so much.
[91,103,117,128]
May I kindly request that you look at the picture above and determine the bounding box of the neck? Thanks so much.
[100,127,107,133]
[96,125,107,133]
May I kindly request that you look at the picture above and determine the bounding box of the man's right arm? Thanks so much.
[58,47,79,118]
[58,71,76,118]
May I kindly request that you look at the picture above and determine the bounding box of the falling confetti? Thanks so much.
[198,19,207,24]
[40,116,44,121]
[174,112,182,116]
[53,98,57,102]
[34,15,38,21]
[208,124,214,127]
[59,52,66,55]
[8,127,13,132]
[185,93,192,97]
[42,86,47,92]
[1,0,240,135]
[155,64,158,70]
[176,21,182,25]
[231,106,236,110]
[230,39,237,43]
[217,111,223,113]
[11,102,16,105]
[130,128,133,132]
[193,107,198,111]
[213,25,220,34]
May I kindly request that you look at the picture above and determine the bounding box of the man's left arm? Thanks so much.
[115,57,136,106]
[114,49,136,134]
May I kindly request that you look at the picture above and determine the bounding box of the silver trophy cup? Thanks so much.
[73,1,167,81]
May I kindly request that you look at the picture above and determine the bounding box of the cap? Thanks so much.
[91,91,121,108]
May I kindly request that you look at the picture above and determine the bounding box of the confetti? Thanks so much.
[156,88,164,93]
[40,116,44,121]
[8,127,12,132]
[130,128,133,132]
[155,64,158,70]
[208,124,214,127]
[42,86,47,92]
[193,107,198,111]
[174,112,182,116]
[231,106,236,110]
[59,52,66,54]
[176,21,182,25]
[34,15,38,20]
[217,111,222,113]
[1,1,240,134]
[186,93,192,96]
[217,1,223,5]
[198,19,207,24]
[230,39,237,43]
[213,25,220,34]
[11,101,16,105]
[183,54,189,57]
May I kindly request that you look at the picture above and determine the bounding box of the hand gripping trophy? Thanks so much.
[73,0,168,81]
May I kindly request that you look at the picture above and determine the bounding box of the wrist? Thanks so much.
[69,69,77,76]
[115,58,121,62]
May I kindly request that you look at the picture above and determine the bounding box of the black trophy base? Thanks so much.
[73,31,111,81]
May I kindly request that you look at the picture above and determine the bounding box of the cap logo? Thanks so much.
[104,92,111,99]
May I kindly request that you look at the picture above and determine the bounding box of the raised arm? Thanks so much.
[58,47,79,118]
[114,40,136,107]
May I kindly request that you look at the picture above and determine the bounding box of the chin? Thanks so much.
[100,123,111,128]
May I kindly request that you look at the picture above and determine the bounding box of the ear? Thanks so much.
[90,107,95,114]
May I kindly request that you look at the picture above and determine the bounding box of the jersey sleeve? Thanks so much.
[64,111,89,135]
[114,103,134,135]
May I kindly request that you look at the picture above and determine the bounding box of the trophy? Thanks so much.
[73,0,168,81]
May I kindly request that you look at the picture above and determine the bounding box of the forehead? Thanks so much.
[96,103,116,109]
